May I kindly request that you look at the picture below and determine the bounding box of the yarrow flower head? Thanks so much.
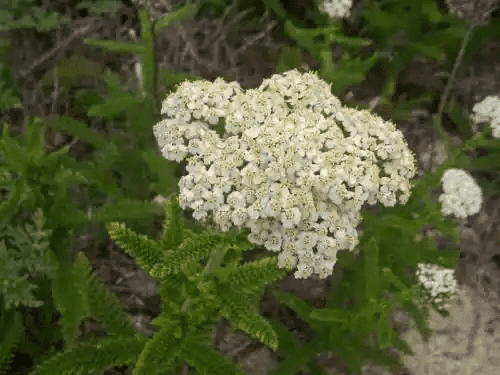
[318,0,353,19]
[413,263,458,312]
[438,168,482,219]
[153,69,417,279]
[471,95,500,139]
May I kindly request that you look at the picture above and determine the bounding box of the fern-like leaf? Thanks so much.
[30,335,149,375]
[92,197,165,223]
[51,255,86,350]
[219,287,279,351]
[181,325,246,375]
[161,195,184,250]
[133,322,183,375]
[77,252,137,339]
[223,255,285,293]
[0,208,55,310]
[149,232,241,279]
[0,309,24,374]
[105,222,165,275]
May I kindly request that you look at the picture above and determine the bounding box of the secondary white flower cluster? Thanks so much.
[318,0,353,19]
[471,95,500,139]
[413,263,458,312]
[438,168,482,219]
[153,69,417,279]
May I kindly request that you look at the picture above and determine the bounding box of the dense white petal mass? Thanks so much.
[154,69,417,278]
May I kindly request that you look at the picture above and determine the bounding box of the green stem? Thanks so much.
[432,24,476,154]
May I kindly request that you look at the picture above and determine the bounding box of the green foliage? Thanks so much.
[29,249,148,375]
[30,196,285,374]
[49,253,86,351]
[273,12,377,97]
[180,325,245,375]
[361,0,466,116]
[0,0,123,32]
[0,209,60,375]
[269,286,408,375]
[0,0,70,31]
[30,336,150,375]
[108,197,285,352]
[41,1,204,207]
[0,208,54,311]
[0,38,21,111]
[39,54,103,94]
[263,145,475,375]
[76,0,123,15]
[0,306,25,374]
[0,114,180,373]
[0,118,89,232]
[63,251,138,344]
[82,1,203,122]
[2,0,497,373]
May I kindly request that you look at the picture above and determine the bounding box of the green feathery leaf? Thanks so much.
[0,309,24,374]
[105,222,165,275]
[51,255,86,350]
[161,195,184,250]
[219,287,279,351]
[222,255,285,293]
[30,336,148,375]
[76,252,137,339]
[134,322,183,375]
[181,325,246,375]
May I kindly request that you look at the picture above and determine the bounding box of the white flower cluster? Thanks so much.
[471,95,500,139]
[414,263,458,312]
[318,0,353,19]
[153,69,416,279]
[438,168,482,219]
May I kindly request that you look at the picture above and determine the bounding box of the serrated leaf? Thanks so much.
[90,198,164,223]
